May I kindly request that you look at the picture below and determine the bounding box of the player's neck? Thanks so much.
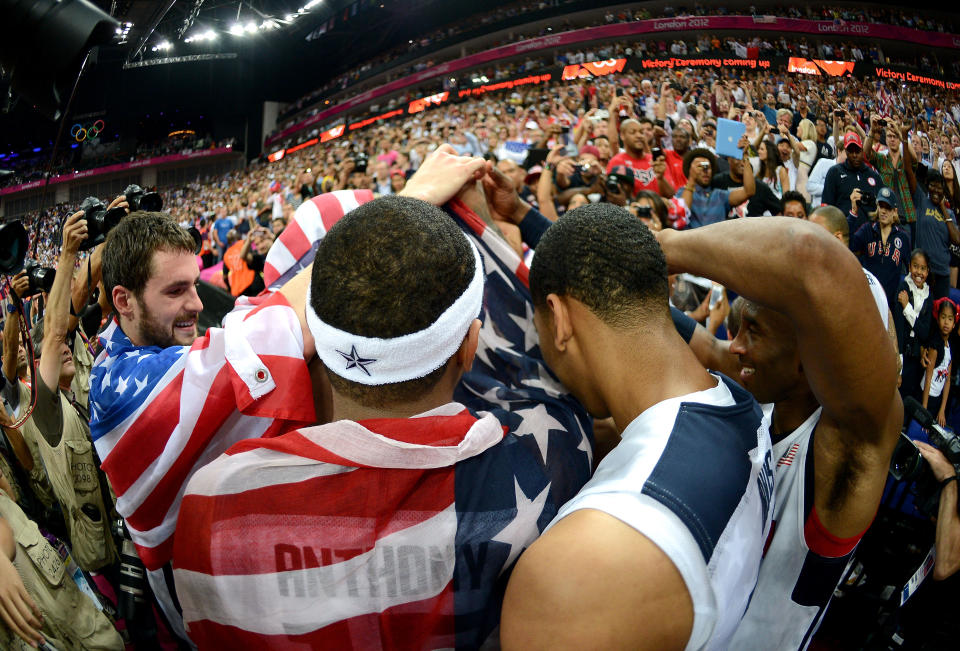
[329,368,459,424]
[595,328,717,433]
[771,391,821,441]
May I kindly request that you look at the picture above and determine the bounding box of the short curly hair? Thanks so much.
[311,195,475,407]
[529,203,668,329]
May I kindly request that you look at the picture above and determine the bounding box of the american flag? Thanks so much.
[171,196,595,648]
[89,292,318,638]
[263,190,374,289]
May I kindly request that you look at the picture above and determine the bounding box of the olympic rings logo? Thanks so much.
[71,120,105,143]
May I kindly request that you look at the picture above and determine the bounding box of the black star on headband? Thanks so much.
[337,345,376,376]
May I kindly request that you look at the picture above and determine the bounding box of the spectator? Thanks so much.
[821,132,883,227]
[921,298,955,426]
[850,187,912,308]
[607,118,675,197]
[865,116,917,238]
[678,137,754,228]
[780,190,810,218]
[894,248,933,403]
[904,128,960,301]
[757,139,789,198]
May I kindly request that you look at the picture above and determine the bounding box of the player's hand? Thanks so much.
[0,551,44,648]
[61,211,88,256]
[399,144,489,206]
[480,165,528,226]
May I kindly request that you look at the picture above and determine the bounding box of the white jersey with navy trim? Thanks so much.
[730,406,859,651]
[863,268,889,320]
[547,374,774,651]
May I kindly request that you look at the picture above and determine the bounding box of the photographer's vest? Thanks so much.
[70,324,95,409]
[0,491,124,650]
[24,385,117,572]
[15,384,58,515]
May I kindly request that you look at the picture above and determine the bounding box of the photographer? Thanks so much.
[1,275,57,528]
[821,132,883,225]
[0,470,123,650]
[678,136,754,229]
[913,440,960,580]
[23,210,116,572]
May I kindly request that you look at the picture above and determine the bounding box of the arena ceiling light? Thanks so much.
[228,23,245,36]
[184,29,216,43]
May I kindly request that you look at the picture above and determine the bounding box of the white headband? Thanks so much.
[305,240,484,386]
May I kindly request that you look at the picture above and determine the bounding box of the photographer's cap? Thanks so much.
[877,186,898,210]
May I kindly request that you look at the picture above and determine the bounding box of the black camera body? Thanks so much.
[606,168,634,193]
[352,152,369,174]
[859,191,877,212]
[23,259,55,295]
[890,397,960,517]
[76,196,127,251]
[123,184,163,213]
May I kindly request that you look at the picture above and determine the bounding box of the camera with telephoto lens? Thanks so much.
[23,259,55,295]
[889,397,960,517]
[123,184,163,212]
[0,220,29,275]
[113,518,148,622]
[75,196,127,251]
[859,191,876,212]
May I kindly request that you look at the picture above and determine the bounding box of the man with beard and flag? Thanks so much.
[171,152,594,648]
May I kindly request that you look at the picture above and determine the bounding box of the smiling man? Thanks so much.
[92,211,321,640]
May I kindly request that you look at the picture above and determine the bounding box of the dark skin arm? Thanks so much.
[903,123,960,245]
[659,219,902,539]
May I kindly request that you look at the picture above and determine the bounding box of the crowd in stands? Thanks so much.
[0,134,238,191]
[277,0,958,129]
[1,10,960,650]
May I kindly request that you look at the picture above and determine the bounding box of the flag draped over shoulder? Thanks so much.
[173,194,594,648]
[88,292,317,636]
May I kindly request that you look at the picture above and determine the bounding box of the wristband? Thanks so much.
[940,474,959,492]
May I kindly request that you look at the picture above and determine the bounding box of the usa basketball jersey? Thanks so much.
[547,374,775,651]
[730,406,860,650]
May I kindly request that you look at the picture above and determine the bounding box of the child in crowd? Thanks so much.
[897,249,932,405]
[921,297,956,426]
